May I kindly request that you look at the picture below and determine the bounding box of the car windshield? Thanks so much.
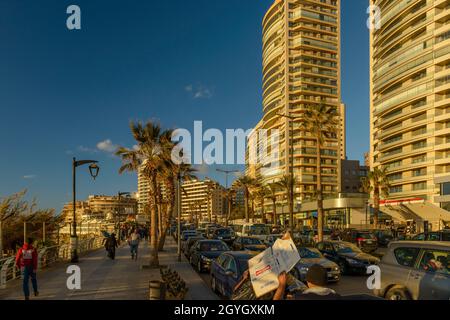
[189,237,202,245]
[200,242,228,252]
[238,258,252,274]
[299,248,322,259]
[242,238,262,245]
[216,229,231,236]
[378,230,393,237]
[249,225,270,236]
[357,233,375,239]
[334,242,362,254]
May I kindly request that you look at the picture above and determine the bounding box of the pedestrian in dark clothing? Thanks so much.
[105,233,118,260]
[15,238,39,300]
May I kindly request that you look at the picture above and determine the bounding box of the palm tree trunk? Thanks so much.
[226,197,231,227]
[373,188,380,228]
[251,199,255,222]
[158,203,172,251]
[316,139,324,242]
[149,175,159,267]
[157,203,162,237]
[244,189,249,223]
[272,199,277,225]
[0,220,3,257]
[289,181,294,230]
[261,197,266,224]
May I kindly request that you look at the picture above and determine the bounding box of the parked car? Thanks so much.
[181,230,198,242]
[341,229,378,253]
[183,236,204,258]
[374,241,450,300]
[210,251,258,299]
[206,225,219,239]
[316,241,380,275]
[232,236,266,252]
[196,228,207,237]
[265,234,282,247]
[411,230,450,242]
[211,228,236,244]
[233,223,271,242]
[189,240,229,273]
[299,228,332,245]
[291,247,340,283]
[373,229,394,247]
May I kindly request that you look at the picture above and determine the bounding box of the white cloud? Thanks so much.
[77,145,97,153]
[185,84,213,99]
[23,175,37,179]
[96,139,118,153]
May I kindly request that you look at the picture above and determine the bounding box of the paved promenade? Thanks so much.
[0,238,218,300]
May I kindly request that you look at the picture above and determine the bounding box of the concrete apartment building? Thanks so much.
[62,195,137,223]
[247,0,344,199]
[341,160,369,194]
[246,0,347,225]
[369,0,450,230]
[181,178,226,223]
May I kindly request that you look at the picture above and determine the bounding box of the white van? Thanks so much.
[232,223,271,243]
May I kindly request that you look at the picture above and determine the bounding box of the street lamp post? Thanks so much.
[71,157,99,263]
[177,172,182,262]
[117,191,131,245]
[216,168,239,189]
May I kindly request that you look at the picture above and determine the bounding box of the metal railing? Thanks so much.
[0,237,104,289]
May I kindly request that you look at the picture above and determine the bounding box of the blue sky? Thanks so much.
[0,0,370,212]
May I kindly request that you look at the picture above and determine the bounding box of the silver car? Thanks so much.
[291,247,341,283]
[374,241,450,300]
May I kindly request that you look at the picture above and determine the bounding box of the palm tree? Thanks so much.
[116,121,172,267]
[299,104,339,242]
[234,175,257,223]
[266,183,279,225]
[158,161,196,251]
[254,185,270,224]
[222,188,236,226]
[361,167,390,228]
[276,175,297,229]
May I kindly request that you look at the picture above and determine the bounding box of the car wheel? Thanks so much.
[197,260,203,273]
[338,261,347,275]
[385,286,411,300]
[211,276,217,293]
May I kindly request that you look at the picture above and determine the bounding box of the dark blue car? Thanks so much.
[210,251,258,299]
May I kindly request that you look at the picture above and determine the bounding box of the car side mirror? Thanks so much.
[225,270,235,277]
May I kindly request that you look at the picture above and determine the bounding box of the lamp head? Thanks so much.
[89,163,100,180]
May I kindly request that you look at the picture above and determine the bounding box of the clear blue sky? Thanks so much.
[0,0,370,212]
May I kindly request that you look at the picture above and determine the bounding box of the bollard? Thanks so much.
[149,280,166,300]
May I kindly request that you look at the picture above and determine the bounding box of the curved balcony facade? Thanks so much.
[247,0,343,203]
[370,0,450,204]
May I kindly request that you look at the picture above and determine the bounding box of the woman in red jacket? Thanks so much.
[15,238,39,300]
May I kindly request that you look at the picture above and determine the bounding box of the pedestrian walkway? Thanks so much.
[0,238,218,300]
[160,237,219,300]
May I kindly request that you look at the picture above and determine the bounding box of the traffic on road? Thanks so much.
[174,221,450,300]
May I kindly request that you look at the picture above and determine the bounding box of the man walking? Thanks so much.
[128,229,141,260]
[15,238,39,300]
